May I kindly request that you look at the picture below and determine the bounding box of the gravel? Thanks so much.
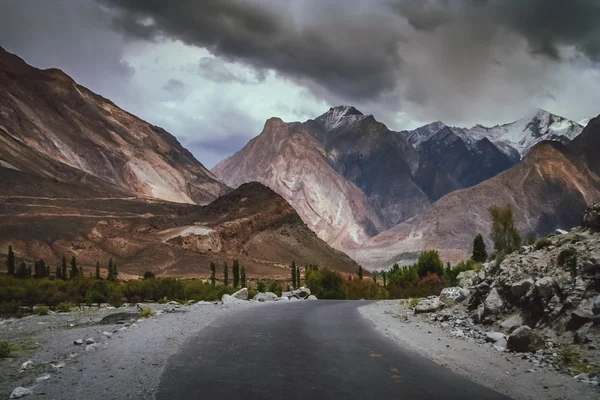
[0,302,258,399]
[359,300,598,400]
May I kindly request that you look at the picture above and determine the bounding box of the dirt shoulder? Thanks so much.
[359,300,599,400]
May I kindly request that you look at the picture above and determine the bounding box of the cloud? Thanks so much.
[97,0,405,101]
[161,78,186,93]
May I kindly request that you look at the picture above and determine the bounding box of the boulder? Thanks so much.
[510,278,534,299]
[221,294,245,304]
[102,331,113,338]
[593,296,600,316]
[85,338,95,345]
[485,332,506,343]
[281,287,311,299]
[439,287,469,304]
[483,288,504,316]
[231,288,249,300]
[307,295,318,300]
[20,360,34,371]
[583,203,600,230]
[73,339,84,345]
[493,337,508,350]
[414,297,440,314]
[500,314,524,331]
[10,387,33,399]
[253,292,279,302]
[507,326,545,352]
[554,229,569,235]
[456,270,477,288]
[520,245,533,254]
[535,277,554,302]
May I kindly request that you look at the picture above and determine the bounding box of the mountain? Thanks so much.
[354,120,600,269]
[0,48,358,277]
[0,46,228,205]
[465,109,583,158]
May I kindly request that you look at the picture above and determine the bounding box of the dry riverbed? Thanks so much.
[359,300,600,400]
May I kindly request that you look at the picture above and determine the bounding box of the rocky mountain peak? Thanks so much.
[316,105,366,130]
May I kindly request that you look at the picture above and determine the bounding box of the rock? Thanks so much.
[231,288,249,300]
[485,332,506,343]
[535,277,554,302]
[554,229,569,235]
[10,387,33,399]
[49,362,65,372]
[575,324,592,344]
[510,278,534,299]
[414,297,440,314]
[85,343,99,352]
[35,374,51,383]
[583,203,600,230]
[507,326,545,352]
[85,338,95,345]
[307,295,318,300]
[439,287,468,304]
[592,296,600,315]
[20,360,34,370]
[475,282,490,294]
[494,337,508,349]
[483,288,504,316]
[279,296,290,301]
[102,331,113,338]
[500,314,524,332]
[253,292,279,302]
[574,373,589,381]
[73,339,84,345]
[520,245,534,254]
[281,287,311,299]
[221,294,245,304]
[473,305,485,323]
[456,270,477,288]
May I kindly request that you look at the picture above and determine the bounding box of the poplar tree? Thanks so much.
[210,262,216,287]
[70,256,78,279]
[61,256,67,281]
[291,261,297,289]
[358,265,363,280]
[95,261,101,279]
[223,262,229,286]
[232,259,240,288]
[6,245,15,275]
[240,266,246,288]
[472,234,488,263]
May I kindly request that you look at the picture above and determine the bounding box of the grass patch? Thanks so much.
[408,298,421,309]
[0,341,11,359]
[534,238,552,250]
[139,307,155,319]
[558,345,597,375]
[57,302,73,312]
[35,306,49,316]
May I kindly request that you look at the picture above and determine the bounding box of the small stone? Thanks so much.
[73,339,83,345]
[85,338,95,345]
[20,360,34,371]
[10,387,33,399]
[102,331,113,338]
[35,374,51,383]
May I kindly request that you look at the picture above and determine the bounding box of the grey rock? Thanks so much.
[510,278,534,299]
[483,288,504,316]
[520,245,534,254]
[439,287,468,304]
[85,337,95,345]
[592,296,600,315]
[414,297,440,314]
[102,331,113,338]
[485,332,506,343]
[494,337,508,349]
[535,277,554,302]
[583,203,600,230]
[35,374,52,383]
[20,360,34,370]
[574,373,590,381]
[221,294,245,304]
[231,288,249,300]
[456,270,477,288]
[507,326,545,352]
[253,292,279,302]
[307,295,318,300]
[73,339,84,345]
[10,387,33,399]
[500,314,524,331]
[554,229,568,235]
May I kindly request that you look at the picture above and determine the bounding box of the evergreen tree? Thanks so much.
[382,271,387,289]
[489,206,522,254]
[95,261,101,279]
[291,261,297,289]
[240,266,246,288]
[472,234,488,263]
[34,259,46,279]
[16,261,28,278]
[358,265,363,280]
[61,256,67,281]
[296,265,301,288]
[112,263,118,281]
[223,262,229,286]
[210,262,216,287]
[232,259,240,288]
[416,250,444,278]
[373,272,377,284]
[107,258,113,281]
[55,265,61,280]
[6,245,15,275]
[70,256,78,279]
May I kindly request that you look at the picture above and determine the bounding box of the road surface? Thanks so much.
[156,300,512,400]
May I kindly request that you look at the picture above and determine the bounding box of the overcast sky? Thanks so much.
[1,0,599,168]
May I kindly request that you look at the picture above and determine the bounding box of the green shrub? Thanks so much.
[36,306,49,316]
[416,250,444,278]
[256,281,267,293]
[408,298,421,308]
[143,271,156,279]
[0,341,11,359]
[57,302,72,312]
[535,238,552,250]
[139,307,155,319]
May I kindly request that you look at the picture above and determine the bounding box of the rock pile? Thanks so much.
[222,287,317,303]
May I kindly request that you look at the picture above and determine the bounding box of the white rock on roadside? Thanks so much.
[102,331,113,338]
[222,294,246,304]
[307,295,318,300]
[20,360,34,370]
[73,339,83,345]
[485,332,506,343]
[35,374,52,383]
[253,292,279,302]
[414,297,440,314]
[231,288,249,300]
[85,338,95,345]
[10,387,33,399]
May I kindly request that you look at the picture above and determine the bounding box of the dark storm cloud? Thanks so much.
[97,0,404,101]
[393,0,600,61]
[162,78,186,93]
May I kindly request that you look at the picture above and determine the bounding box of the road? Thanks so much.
[156,301,512,400]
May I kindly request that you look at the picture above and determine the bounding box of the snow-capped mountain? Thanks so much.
[315,105,367,131]
[466,109,583,158]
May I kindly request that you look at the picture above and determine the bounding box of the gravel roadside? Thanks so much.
[0,302,258,400]
[359,300,599,400]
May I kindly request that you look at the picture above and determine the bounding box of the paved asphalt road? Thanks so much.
[156,301,512,400]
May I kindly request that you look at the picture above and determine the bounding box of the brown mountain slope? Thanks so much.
[354,138,600,269]
[0,46,228,204]
[0,176,358,278]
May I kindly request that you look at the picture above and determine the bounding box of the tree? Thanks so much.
[223,262,229,286]
[373,272,377,284]
[16,261,28,278]
[232,259,240,288]
[70,256,78,279]
[291,261,297,289]
[358,265,363,280]
[61,256,67,281]
[112,263,118,281]
[489,206,522,254]
[240,266,246,288]
[296,265,301,288]
[416,250,444,278]
[210,262,216,287]
[382,271,387,288]
[6,245,15,275]
[96,261,101,279]
[107,258,113,281]
[143,271,155,279]
[472,234,488,263]
[55,265,61,280]
[34,259,47,279]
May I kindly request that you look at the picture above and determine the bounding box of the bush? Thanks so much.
[489,206,522,254]
[36,306,49,316]
[416,250,444,278]
[139,307,155,319]
[0,341,11,359]
[535,238,552,250]
[408,298,421,308]
[256,280,267,293]
[143,271,156,279]
[57,302,73,312]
